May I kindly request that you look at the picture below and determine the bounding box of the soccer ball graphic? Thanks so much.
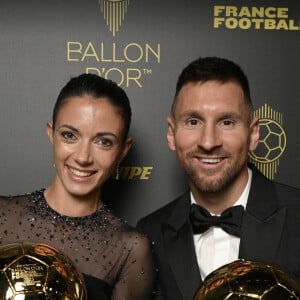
[0,242,87,299]
[194,260,300,300]
[249,119,286,163]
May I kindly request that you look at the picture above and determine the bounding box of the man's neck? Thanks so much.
[190,168,252,215]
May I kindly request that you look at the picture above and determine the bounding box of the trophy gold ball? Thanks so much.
[194,260,300,300]
[0,241,87,299]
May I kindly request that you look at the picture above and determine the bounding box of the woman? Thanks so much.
[0,74,156,299]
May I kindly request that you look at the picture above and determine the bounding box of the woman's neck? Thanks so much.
[44,180,102,217]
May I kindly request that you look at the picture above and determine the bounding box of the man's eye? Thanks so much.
[220,120,235,127]
[187,119,199,126]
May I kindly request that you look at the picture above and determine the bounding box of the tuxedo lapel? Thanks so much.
[162,193,202,300]
[239,208,286,260]
[239,167,287,261]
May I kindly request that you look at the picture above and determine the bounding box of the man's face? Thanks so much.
[167,80,259,194]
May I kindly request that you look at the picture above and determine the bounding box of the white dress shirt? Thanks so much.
[191,168,252,280]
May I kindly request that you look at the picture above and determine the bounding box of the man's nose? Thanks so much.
[197,124,222,151]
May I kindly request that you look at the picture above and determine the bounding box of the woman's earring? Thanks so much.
[114,164,120,180]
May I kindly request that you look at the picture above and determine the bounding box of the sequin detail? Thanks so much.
[0,190,156,299]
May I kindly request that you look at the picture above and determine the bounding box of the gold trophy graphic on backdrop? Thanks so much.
[248,103,286,180]
[99,0,130,36]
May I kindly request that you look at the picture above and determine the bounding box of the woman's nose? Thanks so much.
[74,142,93,165]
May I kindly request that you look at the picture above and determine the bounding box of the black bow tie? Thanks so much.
[189,204,244,237]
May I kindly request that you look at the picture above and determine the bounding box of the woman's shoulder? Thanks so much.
[0,191,33,203]
[0,192,37,218]
[113,216,153,253]
[103,208,152,246]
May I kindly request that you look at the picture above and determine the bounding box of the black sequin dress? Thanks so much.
[0,190,156,299]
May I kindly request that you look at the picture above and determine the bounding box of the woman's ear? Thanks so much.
[119,136,133,162]
[46,121,54,144]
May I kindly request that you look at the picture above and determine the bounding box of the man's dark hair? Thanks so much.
[172,56,253,115]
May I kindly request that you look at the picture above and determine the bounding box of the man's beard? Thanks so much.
[184,154,246,193]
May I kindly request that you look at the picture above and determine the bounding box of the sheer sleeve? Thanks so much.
[0,192,157,299]
[111,233,157,300]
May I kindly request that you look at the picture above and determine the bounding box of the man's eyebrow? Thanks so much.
[175,111,244,122]
[219,112,243,119]
[177,110,202,119]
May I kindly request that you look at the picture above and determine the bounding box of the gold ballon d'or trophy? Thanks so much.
[0,241,87,299]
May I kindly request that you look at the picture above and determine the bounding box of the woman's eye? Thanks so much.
[61,131,76,140]
[98,138,113,147]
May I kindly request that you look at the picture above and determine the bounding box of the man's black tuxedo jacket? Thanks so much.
[137,167,300,300]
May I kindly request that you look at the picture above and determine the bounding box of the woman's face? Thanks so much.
[47,95,132,199]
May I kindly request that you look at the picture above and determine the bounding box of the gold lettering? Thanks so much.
[252,19,264,29]
[265,7,277,18]
[119,166,153,179]
[225,17,238,29]
[120,166,130,179]
[140,167,153,180]
[124,43,143,63]
[100,42,112,62]
[67,42,82,61]
[105,68,125,86]
[146,44,160,63]
[276,19,289,30]
[264,19,276,30]
[212,5,298,31]
[214,6,225,17]
[128,167,142,179]
[251,7,264,18]
[127,69,142,88]
[81,42,99,62]
[238,7,251,18]
[68,42,160,63]
[213,6,290,19]
[226,6,238,17]
[278,8,289,18]
[288,19,300,30]
[214,18,224,28]
[112,43,125,62]
[239,18,252,29]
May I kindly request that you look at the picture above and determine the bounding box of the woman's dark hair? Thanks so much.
[52,73,132,139]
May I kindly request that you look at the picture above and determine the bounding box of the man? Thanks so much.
[137,56,300,300]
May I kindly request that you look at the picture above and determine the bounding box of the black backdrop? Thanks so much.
[1,0,299,225]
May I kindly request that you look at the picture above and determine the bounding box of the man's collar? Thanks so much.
[190,168,252,213]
